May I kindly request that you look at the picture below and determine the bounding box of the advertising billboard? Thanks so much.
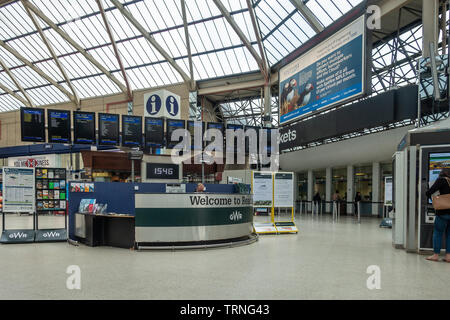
[279,15,366,125]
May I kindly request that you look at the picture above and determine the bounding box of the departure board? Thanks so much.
[73,111,96,145]
[245,125,260,155]
[166,119,185,149]
[187,121,205,150]
[20,107,45,142]
[47,109,71,143]
[98,113,119,145]
[145,117,164,147]
[122,115,142,147]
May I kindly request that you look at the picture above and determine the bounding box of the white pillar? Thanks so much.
[325,167,332,212]
[422,0,439,58]
[307,170,313,211]
[347,165,354,214]
[372,162,381,216]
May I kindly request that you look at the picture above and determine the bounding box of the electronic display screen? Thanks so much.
[245,126,260,155]
[98,113,119,145]
[187,121,205,150]
[48,109,71,143]
[73,111,96,145]
[145,117,164,147]
[122,115,142,147]
[206,122,224,152]
[166,119,185,149]
[146,163,179,180]
[21,107,45,142]
[428,153,450,204]
[226,124,244,153]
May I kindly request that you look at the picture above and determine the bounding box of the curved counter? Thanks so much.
[135,193,255,248]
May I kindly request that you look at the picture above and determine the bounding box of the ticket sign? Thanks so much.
[73,111,96,145]
[252,171,273,207]
[274,172,294,207]
[122,115,142,147]
[48,109,71,143]
[21,107,45,142]
[98,113,119,146]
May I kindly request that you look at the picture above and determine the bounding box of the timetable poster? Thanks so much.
[122,115,142,147]
[145,117,164,147]
[48,109,71,143]
[74,111,96,144]
[273,172,294,208]
[99,113,120,145]
[166,119,185,149]
[20,107,45,142]
[252,171,273,207]
[2,167,35,213]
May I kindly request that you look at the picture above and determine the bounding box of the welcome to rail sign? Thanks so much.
[279,15,366,125]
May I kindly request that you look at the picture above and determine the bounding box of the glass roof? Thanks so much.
[0,0,363,112]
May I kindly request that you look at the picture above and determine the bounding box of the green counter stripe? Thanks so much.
[135,207,253,227]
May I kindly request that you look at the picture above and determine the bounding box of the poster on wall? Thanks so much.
[252,171,273,207]
[279,15,366,125]
[2,167,35,213]
[384,176,393,206]
[274,172,294,208]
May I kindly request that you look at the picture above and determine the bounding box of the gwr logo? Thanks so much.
[229,211,243,221]
[43,231,60,238]
[9,232,27,239]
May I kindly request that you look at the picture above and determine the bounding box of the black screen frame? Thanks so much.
[121,114,143,148]
[47,109,71,144]
[144,116,165,148]
[73,111,96,145]
[98,112,120,146]
[20,107,45,142]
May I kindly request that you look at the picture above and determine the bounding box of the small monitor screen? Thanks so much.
[145,117,164,147]
[98,113,120,145]
[21,107,45,142]
[48,109,71,143]
[73,111,96,145]
[166,119,185,149]
[122,115,142,147]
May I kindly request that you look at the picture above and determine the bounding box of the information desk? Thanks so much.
[135,193,255,248]
[75,213,135,249]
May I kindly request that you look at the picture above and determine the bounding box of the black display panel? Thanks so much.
[21,107,45,142]
[226,124,244,153]
[98,113,119,146]
[122,115,142,147]
[47,109,71,143]
[187,121,205,150]
[145,117,164,147]
[166,119,186,149]
[146,163,179,180]
[206,122,224,152]
[73,111,96,145]
[245,126,260,155]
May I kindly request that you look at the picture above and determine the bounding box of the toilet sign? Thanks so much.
[144,90,180,119]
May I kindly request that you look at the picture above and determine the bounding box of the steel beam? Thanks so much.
[0,39,75,102]
[96,0,132,101]
[0,57,35,107]
[181,0,195,90]
[111,0,191,84]
[212,0,266,76]
[288,0,323,33]
[22,0,128,95]
[21,1,80,108]
[0,82,32,107]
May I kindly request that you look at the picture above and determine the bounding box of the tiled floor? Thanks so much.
[0,214,448,300]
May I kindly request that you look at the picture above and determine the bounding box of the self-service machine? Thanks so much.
[393,117,450,253]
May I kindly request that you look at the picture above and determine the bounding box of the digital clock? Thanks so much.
[146,163,179,180]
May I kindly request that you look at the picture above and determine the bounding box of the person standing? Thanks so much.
[425,168,450,262]
[354,192,362,216]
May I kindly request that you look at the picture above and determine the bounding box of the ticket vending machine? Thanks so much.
[393,117,450,253]
[418,147,450,251]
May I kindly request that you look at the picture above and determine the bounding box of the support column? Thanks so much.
[263,84,271,127]
[422,0,439,58]
[372,162,381,216]
[325,167,332,213]
[307,170,313,212]
[347,165,354,214]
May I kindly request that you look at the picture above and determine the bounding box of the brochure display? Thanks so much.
[252,171,297,235]
[34,168,68,242]
[1,167,35,243]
